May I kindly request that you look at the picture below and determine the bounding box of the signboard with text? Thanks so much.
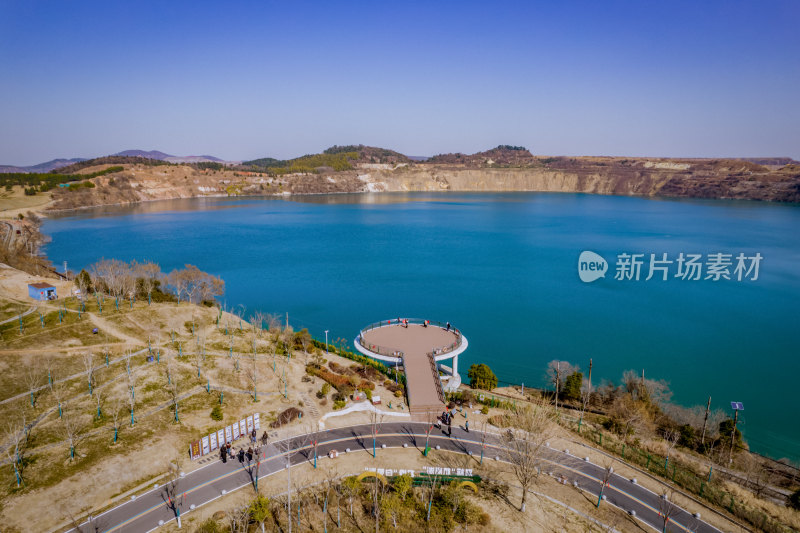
[189,412,261,460]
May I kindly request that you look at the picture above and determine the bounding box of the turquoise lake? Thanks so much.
[41,193,800,462]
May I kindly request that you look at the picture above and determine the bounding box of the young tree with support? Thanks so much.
[82,352,95,396]
[60,407,87,461]
[163,459,185,529]
[4,416,29,487]
[596,461,614,507]
[245,350,259,402]
[52,381,66,419]
[110,398,123,444]
[93,385,104,420]
[369,409,384,458]
[24,360,43,408]
[169,369,181,423]
[423,412,436,457]
[127,364,137,427]
[658,490,681,533]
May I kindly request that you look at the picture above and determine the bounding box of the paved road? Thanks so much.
[68,422,720,533]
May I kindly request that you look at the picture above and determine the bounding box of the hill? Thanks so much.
[0,158,86,174]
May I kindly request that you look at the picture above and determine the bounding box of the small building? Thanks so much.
[28,282,57,301]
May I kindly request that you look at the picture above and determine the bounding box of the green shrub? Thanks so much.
[211,405,223,421]
[333,399,346,410]
[481,405,489,415]
[467,363,497,390]
[562,371,583,401]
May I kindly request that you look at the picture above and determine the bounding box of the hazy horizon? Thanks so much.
[1,1,798,165]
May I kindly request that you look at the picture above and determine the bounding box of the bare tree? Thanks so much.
[120,266,137,307]
[502,397,556,512]
[595,461,615,507]
[191,348,203,380]
[622,369,672,406]
[168,362,180,423]
[44,355,56,391]
[369,468,387,532]
[250,311,267,337]
[110,397,123,443]
[743,455,776,498]
[167,264,224,304]
[24,360,43,407]
[163,457,185,528]
[578,365,593,431]
[369,408,385,458]
[52,381,67,419]
[167,267,189,302]
[82,352,96,396]
[658,490,681,533]
[93,385,104,420]
[244,349,259,401]
[546,360,577,412]
[126,361,137,427]
[91,258,130,304]
[60,406,88,460]
[4,416,30,487]
[424,470,441,521]
[663,428,680,470]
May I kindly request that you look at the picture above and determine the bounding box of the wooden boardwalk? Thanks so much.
[360,323,458,420]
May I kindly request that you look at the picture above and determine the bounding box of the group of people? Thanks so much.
[219,429,270,464]
[393,318,455,333]
[436,408,468,436]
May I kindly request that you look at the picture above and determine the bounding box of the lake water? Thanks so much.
[42,193,800,461]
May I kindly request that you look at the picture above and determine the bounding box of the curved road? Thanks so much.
[68,421,719,533]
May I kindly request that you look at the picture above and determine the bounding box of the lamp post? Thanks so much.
[325,330,329,355]
[729,402,744,465]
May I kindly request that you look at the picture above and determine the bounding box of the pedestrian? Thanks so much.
[251,428,257,443]
[227,442,233,458]
[261,431,269,446]
[246,447,253,463]
[446,322,451,331]
[220,445,227,463]
[465,419,469,433]
[237,448,245,463]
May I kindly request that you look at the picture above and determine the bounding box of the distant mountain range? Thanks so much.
[1,147,797,174]
[113,150,226,164]
[0,158,87,174]
[0,150,227,173]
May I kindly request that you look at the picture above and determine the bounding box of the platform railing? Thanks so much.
[358,318,463,358]
[355,336,404,359]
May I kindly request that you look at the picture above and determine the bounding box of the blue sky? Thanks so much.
[1,1,798,164]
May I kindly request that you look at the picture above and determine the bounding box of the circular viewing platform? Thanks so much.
[354,319,468,417]
[355,318,468,364]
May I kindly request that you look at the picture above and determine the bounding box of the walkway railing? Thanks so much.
[427,352,445,404]
[358,318,463,359]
